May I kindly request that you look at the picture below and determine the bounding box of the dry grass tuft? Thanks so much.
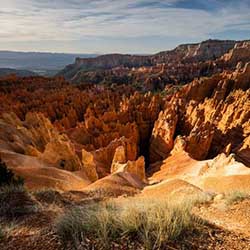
[55,196,203,249]
[224,190,249,205]
[33,189,63,205]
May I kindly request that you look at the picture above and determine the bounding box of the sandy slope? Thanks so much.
[0,150,91,191]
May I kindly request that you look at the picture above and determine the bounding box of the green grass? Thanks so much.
[55,197,201,249]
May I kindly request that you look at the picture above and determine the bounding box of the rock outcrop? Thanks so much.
[0,112,92,191]
[150,105,178,163]
[0,112,83,171]
[81,136,138,179]
[150,62,250,165]
[58,39,238,83]
[111,148,146,182]
[221,41,250,66]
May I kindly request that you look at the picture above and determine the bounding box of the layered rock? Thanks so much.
[221,41,250,66]
[0,113,91,191]
[150,62,250,165]
[58,39,238,83]
[0,112,84,172]
[82,137,138,179]
[111,146,146,181]
[41,137,82,171]
[185,121,214,160]
[148,149,250,194]
[235,135,250,166]
[149,105,178,163]
[82,149,99,182]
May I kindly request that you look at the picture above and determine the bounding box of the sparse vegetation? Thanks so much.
[0,159,37,218]
[56,197,200,249]
[33,189,62,205]
[0,221,20,241]
[0,159,24,187]
[0,184,39,218]
[224,190,249,205]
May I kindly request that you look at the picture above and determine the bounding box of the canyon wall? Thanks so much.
[150,62,250,166]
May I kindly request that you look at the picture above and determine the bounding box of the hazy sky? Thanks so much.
[0,0,249,54]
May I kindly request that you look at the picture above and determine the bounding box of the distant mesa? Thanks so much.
[0,68,37,77]
[57,39,241,85]
[0,51,98,77]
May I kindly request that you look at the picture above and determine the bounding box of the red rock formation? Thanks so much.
[0,112,83,171]
[82,136,138,179]
[111,146,146,181]
[112,156,146,182]
[150,104,178,163]
[185,121,214,160]
[221,41,250,66]
[0,39,249,194]
[59,39,238,84]
[58,39,248,91]
[150,62,250,166]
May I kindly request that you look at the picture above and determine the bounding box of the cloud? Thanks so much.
[0,0,249,52]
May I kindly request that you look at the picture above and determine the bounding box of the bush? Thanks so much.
[33,189,62,205]
[0,185,39,218]
[55,198,198,249]
[224,190,249,205]
[0,159,24,187]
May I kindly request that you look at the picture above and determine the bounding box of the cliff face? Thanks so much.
[153,39,237,63]
[75,54,151,69]
[59,40,250,93]
[58,39,239,86]
[221,41,250,66]
[150,62,250,166]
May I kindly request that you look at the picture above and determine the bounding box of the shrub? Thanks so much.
[33,189,62,205]
[55,198,198,250]
[0,159,24,187]
[224,190,249,205]
[0,185,39,218]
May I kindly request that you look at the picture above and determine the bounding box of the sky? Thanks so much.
[0,0,249,54]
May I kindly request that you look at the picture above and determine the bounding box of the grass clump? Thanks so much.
[117,199,194,249]
[33,189,63,205]
[56,198,198,249]
[55,203,118,249]
[0,185,39,218]
[224,190,249,205]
